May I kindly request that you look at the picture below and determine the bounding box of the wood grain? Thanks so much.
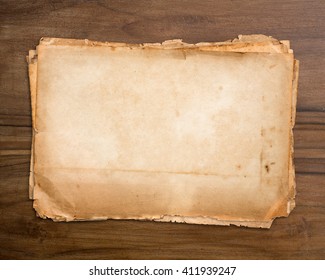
[0,0,324,259]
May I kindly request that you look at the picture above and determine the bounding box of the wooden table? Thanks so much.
[0,0,324,259]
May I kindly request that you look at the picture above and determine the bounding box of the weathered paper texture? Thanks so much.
[28,35,298,228]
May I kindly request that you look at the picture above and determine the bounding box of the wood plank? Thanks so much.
[296,111,325,125]
[0,171,324,259]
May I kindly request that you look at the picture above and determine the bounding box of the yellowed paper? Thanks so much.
[28,35,298,228]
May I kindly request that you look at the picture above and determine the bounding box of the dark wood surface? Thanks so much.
[0,0,324,260]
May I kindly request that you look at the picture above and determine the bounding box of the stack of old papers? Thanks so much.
[27,35,299,228]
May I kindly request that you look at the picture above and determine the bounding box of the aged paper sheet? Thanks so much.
[28,35,299,228]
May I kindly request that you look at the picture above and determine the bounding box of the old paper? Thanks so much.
[28,35,298,228]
